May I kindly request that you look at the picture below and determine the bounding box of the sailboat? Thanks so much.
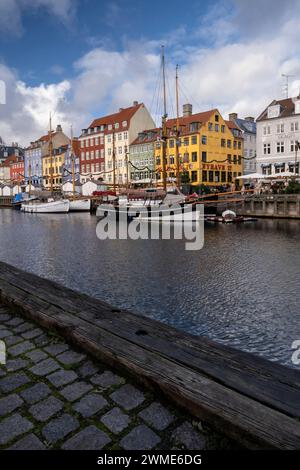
[21,114,70,214]
[67,126,91,212]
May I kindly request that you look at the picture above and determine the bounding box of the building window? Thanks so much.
[233,141,237,149]
[192,152,197,162]
[227,140,231,148]
[202,170,207,182]
[169,139,175,148]
[191,135,197,145]
[184,137,189,146]
[215,114,219,122]
[202,151,207,162]
[122,121,127,127]
[221,171,226,182]
[118,133,122,141]
[95,137,99,145]
[202,136,207,145]
[227,154,231,163]
[233,155,237,164]
[156,157,161,165]
[277,141,284,153]
[221,139,226,147]
[215,124,219,132]
[264,143,271,154]
[208,122,213,131]
[238,142,241,149]
[221,125,225,133]
[107,135,111,143]
[115,123,119,129]
[209,171,214,182]
[191,171,197,182]
[238,156,242,165]
[215,171,220,182]
[169,156,175,164]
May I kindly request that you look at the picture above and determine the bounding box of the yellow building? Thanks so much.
[42,146,67,189]
[155,106,243,188]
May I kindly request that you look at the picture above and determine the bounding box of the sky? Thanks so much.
[0,0,300,146]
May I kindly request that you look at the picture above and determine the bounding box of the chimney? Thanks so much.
[133,101,138,106]
[183,103,192,117]
[245,116,255,122]
[229,112,238,121]
[56,124,62,132]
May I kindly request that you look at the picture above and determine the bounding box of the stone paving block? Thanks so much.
[138,402,175,431]
[22,328,43,340]
[0,313,11,322]
[13,322,33,334]
[0,368,6,377]
[42,414,79,444]
[73,392,107,418]
[56,350,86,366]
[120,425,161,450]
[29,358,60,376]
[0,393,23,416]
[78,360,99,378]
[0,371,30,393]
[101,407,131,434]
[5,335,23,346]
[0,329,12,339]
[0,413,34,446]
[4,317,24,327]
[47,369,78,387]
[44,343,69,356]
[110,384,145,410]
[34,334,50,347]
[171,422,206,450]
[26,349,48,363]
[20,382,51,404]
[60,381,92,402]
[9,433,46,450]
[29,395,64,422]
[90,371,124,389]
[62,425,111,450]
[9,340,35,357]
[6,358,30,372]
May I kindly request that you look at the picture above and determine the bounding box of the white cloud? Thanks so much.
[1,0,300,146]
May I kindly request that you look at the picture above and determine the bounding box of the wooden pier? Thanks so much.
[0,261,299,449]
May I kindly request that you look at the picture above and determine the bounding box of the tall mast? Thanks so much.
[112,131,116,192]
[161,45,167,192]
[70,125,75,198]
[49,113,53,195]
[175,64,181,188]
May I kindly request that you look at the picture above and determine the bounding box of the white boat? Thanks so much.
[136,204,200,222]
[69,199,91,212]
[21,199,70,213]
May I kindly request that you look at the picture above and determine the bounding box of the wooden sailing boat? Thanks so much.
[68,125,91,212]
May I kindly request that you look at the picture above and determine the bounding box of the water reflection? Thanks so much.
[0,209,299,367]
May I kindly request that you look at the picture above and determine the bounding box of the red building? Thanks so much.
[10,157,25,184]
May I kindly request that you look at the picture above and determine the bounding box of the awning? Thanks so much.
[261,163,271,168]
[274,162,285,167]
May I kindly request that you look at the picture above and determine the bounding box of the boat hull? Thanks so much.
[69,199,91,212]
[21,200,70,213]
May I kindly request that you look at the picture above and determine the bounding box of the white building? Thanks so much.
[256,97,300,175]
[104,102,155,185]
[229,114,256,174]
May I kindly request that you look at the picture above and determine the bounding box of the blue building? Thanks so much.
[62,138,80,183]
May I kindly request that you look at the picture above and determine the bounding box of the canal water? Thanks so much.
[0,209,299,367]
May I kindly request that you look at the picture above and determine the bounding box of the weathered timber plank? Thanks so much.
[0,261,299,420]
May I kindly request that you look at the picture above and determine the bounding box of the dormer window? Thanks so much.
[115,123,119,129]
[215,114,219,122]
[122,121,127,127]
[108,124,112,131]
[267,104,281,119]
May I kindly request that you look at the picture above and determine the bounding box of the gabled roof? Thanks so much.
[87,103,144,134]
[235,118,256,134]
[256,97,300,121]
[166,109,216,134]
[131,128,160,146]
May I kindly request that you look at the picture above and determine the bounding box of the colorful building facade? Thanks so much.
[42,145,68,190]
[129,129,159,181]
[154,105,243,187]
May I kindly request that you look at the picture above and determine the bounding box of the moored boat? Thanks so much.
[69,199,91,212]
[21,199,70,213]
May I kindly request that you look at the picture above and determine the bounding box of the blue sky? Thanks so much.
[0,0,300,145]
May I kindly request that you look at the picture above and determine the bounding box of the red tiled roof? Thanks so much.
[165,109,216,133]
[256,97,300,121]
[0,155,19,167]
[131,128,160,146]
[225,120,243,133]
[88,103,144,133]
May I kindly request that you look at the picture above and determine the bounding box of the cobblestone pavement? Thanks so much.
[0,306,238,450]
